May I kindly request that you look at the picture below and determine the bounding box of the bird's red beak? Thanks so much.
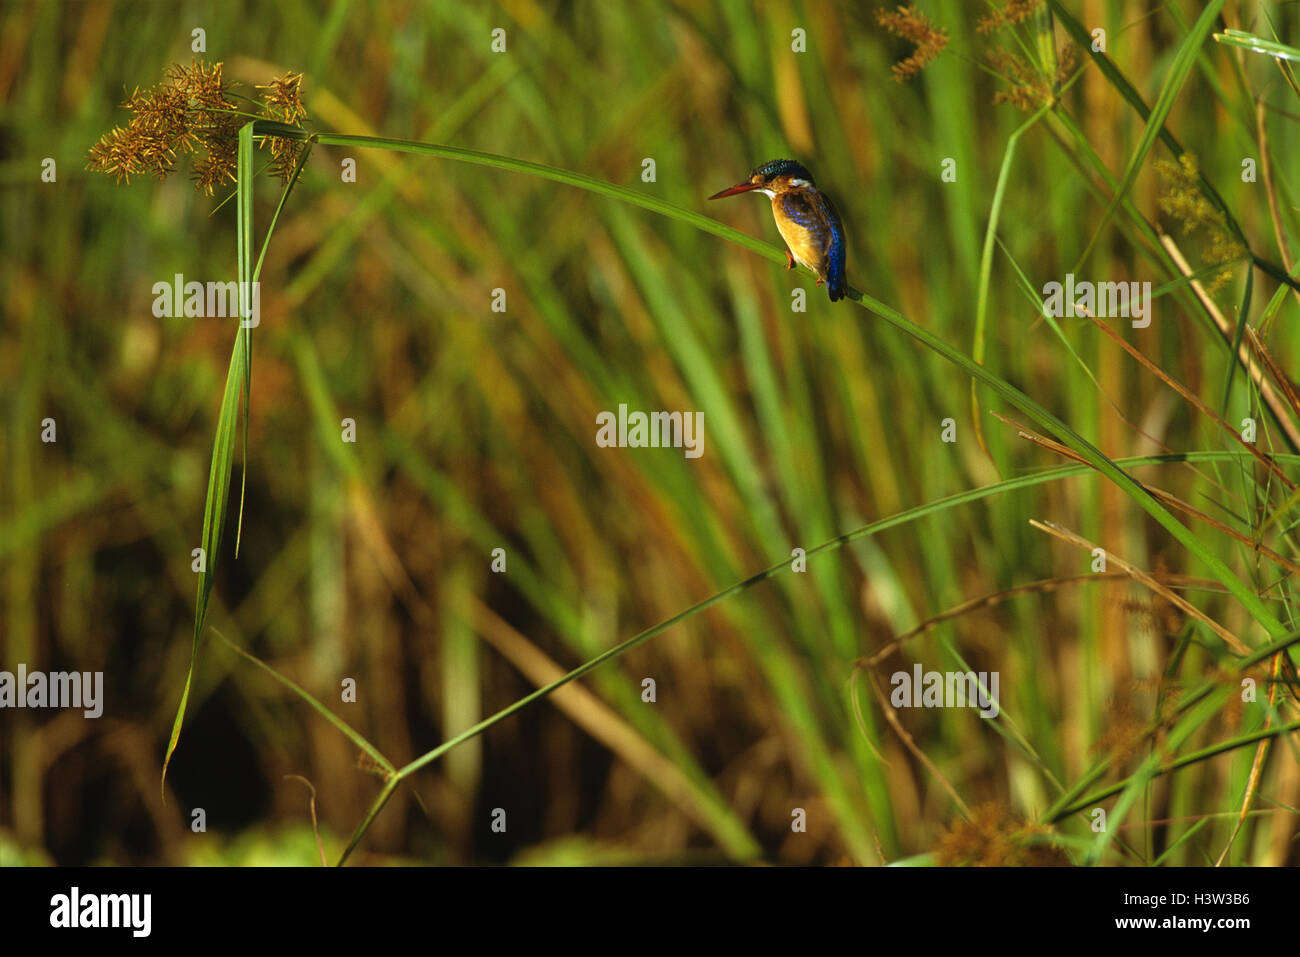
[708,181,761,200]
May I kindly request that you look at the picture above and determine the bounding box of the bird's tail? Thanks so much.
[825,230,847,302]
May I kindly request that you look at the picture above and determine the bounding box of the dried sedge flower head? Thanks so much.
[935,803,1071,866]
[87,60,309,196]
[987,49,1041,110]
[1120,598,1160,639]
[1154,153,1247,295]
[258,71,307,124]
[1121,564,1183,639]
[1220,666,1247,730]
[1220,662,1298,729]
[256,71,309,182]
[1092,677,1182,766]
[1054,43,1078,89]
[877,5,949,82]
[355,752,389,778]
[987,42,1076,110]
[977,0,1044,34]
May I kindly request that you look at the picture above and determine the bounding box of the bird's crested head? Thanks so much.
[747,158,816,193]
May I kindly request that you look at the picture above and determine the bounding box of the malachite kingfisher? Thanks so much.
[708,159,848,302]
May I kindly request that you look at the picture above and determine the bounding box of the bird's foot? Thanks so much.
[785,250,796,271]
[815,276,824,286]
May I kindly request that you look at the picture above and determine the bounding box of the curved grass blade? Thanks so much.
[972,101,1053,459]
[235,122,254,558]
[275,127,1287,639]
[859,292,1288,641]
[1219,265,1252,417]
[273,127,781,262]
[335,450,1294,863]
[162,322,246,796]
[236,135,315,554]
[212,628,394,775]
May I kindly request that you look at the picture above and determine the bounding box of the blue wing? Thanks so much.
[819,193,847,302]
[777,190,823,231]
[777,189,847,302]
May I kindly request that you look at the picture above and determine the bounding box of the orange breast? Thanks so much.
[772,203,826,275]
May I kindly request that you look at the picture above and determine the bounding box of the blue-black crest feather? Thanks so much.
[751,158,814,184]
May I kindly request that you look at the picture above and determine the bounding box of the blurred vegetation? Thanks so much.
[3,0,1300,866]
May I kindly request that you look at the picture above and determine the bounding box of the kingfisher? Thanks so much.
[708,159,848,302]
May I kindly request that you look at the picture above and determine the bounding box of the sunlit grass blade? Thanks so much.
[254,125,781,263]
[165,123,311,793]
[1214,29,1300,63]
[162,320,246,795]
[235,122,254,558]
[1220,265,1253,417]
[972,101,1053,460]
